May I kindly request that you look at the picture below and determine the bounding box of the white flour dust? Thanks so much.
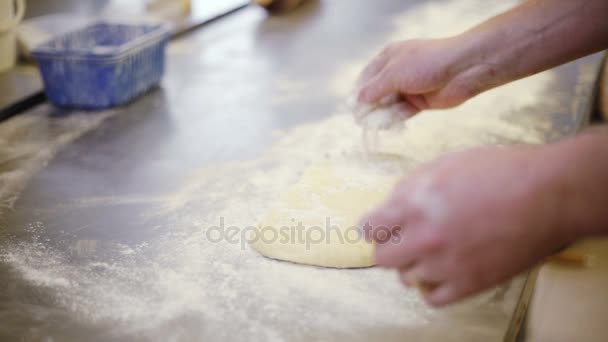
[0,106,115,210]
[2,89,547,341]
[1,0,562,341]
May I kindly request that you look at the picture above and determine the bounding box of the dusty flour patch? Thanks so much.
[0,107,115,211]
[3,154,519,341]
[1,0,558,341]
[2,99,543,341]
[2,159,434,341]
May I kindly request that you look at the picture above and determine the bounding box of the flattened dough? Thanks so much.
[251,162,394,268]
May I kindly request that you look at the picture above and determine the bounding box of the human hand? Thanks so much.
[356,38,486,116]
[361,145,577,307]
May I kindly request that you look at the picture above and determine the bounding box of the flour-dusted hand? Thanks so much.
[350,0,608,308]
[355,38,481,116]
[361,145,579,307]
[356,0,608,118]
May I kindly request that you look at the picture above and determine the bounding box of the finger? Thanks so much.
[422,273,488,308]
[386,102,416,120]
[358,69,398,104]
[357,51,391,87]
[360,185,420,242]
[360,203,406,242]
[360,182,421,242]
[360,176,425,242]
[398,267,416,287]
[375,227,444,269]
[378,93,402,106]
[351,100,376,122]
[380,103,412,130]
[422,284,458,308]
[374,230,425,268]
[401,262,444,288]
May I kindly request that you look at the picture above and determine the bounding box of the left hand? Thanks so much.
[355,38,481,115]
[361,145,577,307]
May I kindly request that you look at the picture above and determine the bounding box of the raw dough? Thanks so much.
[251,162,394,268]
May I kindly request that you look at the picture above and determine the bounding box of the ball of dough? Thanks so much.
[251,163,394,268]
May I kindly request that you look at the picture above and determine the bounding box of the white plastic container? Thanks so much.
[0,0,25,72]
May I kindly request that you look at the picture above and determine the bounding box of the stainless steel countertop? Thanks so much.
[0,1,605,341]
[0,0,249,120]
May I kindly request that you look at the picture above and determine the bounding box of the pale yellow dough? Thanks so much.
[251,162,394,268]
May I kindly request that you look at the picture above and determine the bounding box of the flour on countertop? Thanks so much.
[2,86,546,340]
[1,0,558,341]
[0,106,115,211]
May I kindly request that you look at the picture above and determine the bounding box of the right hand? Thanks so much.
[356,38,486,115]
[361,145,578,307]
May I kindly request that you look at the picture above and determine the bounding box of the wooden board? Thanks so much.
[526,239,608,342]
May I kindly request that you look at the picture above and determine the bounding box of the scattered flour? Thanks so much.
[0,0,568,341]
[1,81,548,340]
[0,105,115,212]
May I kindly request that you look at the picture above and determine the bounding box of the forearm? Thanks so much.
[545,125,608,239]
[454,0,608,93]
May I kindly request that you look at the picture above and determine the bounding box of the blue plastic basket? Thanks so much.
[32,21,171,109]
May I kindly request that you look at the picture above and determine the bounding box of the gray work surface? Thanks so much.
[0,0,249,119]
[0,1,605,341]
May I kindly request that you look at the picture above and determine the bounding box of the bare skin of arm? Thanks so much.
[356,0,608,307]
[362,127,608,307]
[357,0,608,113]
